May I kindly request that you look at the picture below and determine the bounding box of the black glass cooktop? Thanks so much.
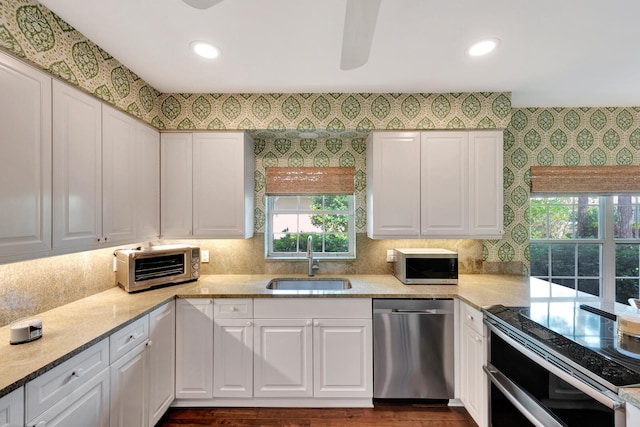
[485,303,640,388]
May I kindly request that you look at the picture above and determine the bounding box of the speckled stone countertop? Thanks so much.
[2,273,637,409]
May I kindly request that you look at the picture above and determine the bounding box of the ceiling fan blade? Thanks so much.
[340,0,382,70]
[182,0,224,10]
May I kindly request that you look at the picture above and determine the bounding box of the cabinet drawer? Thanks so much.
[461,302,483,335]
[26,338,109,421]
[109,315,149,363]
[214,298,253,318]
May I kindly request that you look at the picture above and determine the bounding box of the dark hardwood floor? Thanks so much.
[158,401,478,427]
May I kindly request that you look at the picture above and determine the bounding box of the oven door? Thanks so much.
[485,320,626,427]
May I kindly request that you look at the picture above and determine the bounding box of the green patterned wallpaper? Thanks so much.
[153,92,512,132]
[0,0,159,122]
[494,107,640,271]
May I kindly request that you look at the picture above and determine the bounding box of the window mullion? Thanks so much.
[602,196,616,301]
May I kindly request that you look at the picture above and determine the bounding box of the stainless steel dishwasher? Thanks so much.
[373,298,455,400]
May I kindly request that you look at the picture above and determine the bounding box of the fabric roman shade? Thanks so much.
[530,166,640,194]
[265,167,355,195]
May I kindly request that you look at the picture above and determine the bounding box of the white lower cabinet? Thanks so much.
[0,387,24,427]
[253,319,313,398]
[213,318,254,398]
[177,297,373,407]
[110,341,149,427]
[313,318,372,398]
[459,302,487,427]
[627,403,640,426]
[175,298,214,399]
[148,301,176,426]
[25,339,110,427]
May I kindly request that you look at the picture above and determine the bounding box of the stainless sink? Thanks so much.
[266,278,352,291]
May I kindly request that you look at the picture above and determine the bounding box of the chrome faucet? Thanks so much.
[307,235,319,276]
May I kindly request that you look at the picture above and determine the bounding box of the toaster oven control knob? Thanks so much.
[192,262,200,270]
[192,271,200,279]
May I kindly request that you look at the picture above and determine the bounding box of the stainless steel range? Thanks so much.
[484,302,640,426]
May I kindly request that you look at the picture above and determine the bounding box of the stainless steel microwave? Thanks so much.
[115,244,200,292]
[393,248,458,284]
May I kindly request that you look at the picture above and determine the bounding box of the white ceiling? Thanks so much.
[39,0,640,107]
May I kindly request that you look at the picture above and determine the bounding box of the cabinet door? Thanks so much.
[102,105,137,244]
[254,319,313,397]
[313,319,372,398]
[160,133,193,237]
[28,368,109,427]
[175,298,213,399]
[366,132,421,238]
[52,81,102,250]
[137,124,160,241]
[213,318,254,398]
[193,132,254,238]
[469,131,503,238]
[460,324,486,427]
[0,387,23,427]
[148,301,175,426]
[110,342,148,427]
[421,132,469,236]
[0,52,52,257]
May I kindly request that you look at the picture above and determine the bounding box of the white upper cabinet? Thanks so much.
[193,132,254,238]
[136,124,160,241]
[160,133,193,237]
[0,52,52,257]
[161,132,254,239]
[366,132,421,238]
[367,130,503,239]
[52,81,102,249]
[421,132,470,236]
[102,105,137,244]
[469,131,504,237]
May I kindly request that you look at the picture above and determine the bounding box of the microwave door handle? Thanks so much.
[484,364,565,427]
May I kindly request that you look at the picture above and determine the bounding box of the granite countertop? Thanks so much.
[2,272,637,410]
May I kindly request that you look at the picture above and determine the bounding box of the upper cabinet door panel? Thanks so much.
[192,132,254,238]
[52,81,102,250]
[160,133,193,238]
[102,105,137,244]
[0,53,52,257]
[136,124,160,241]
[469,131,504,237]
[366,132,421,238]
[420,132,469,236]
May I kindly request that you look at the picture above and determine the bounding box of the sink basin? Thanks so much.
[266,278,352,291]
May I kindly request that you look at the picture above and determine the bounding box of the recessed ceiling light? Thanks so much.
[467,38,500,57]
[190,40,220,59]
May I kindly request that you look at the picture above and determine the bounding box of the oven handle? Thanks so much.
[485,319,626,412]
[484,363,565,427]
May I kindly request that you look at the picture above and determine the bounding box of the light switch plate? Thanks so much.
[201,249,209,263]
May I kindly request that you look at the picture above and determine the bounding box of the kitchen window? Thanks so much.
[265,194,355,259]
[530,195,640,303]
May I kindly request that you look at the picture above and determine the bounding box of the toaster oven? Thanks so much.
[115,244,200,292]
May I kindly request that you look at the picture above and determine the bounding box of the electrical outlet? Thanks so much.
[201,250,209,263]
[386,249,396,262]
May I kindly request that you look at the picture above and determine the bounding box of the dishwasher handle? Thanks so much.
[392,309,438,314]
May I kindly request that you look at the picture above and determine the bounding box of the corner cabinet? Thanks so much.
[161,132,254,239]
[0,51,52,258]
[367,130,504,239]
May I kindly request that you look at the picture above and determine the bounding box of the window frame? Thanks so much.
[265,194,356,260]
[530,195,640,303]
